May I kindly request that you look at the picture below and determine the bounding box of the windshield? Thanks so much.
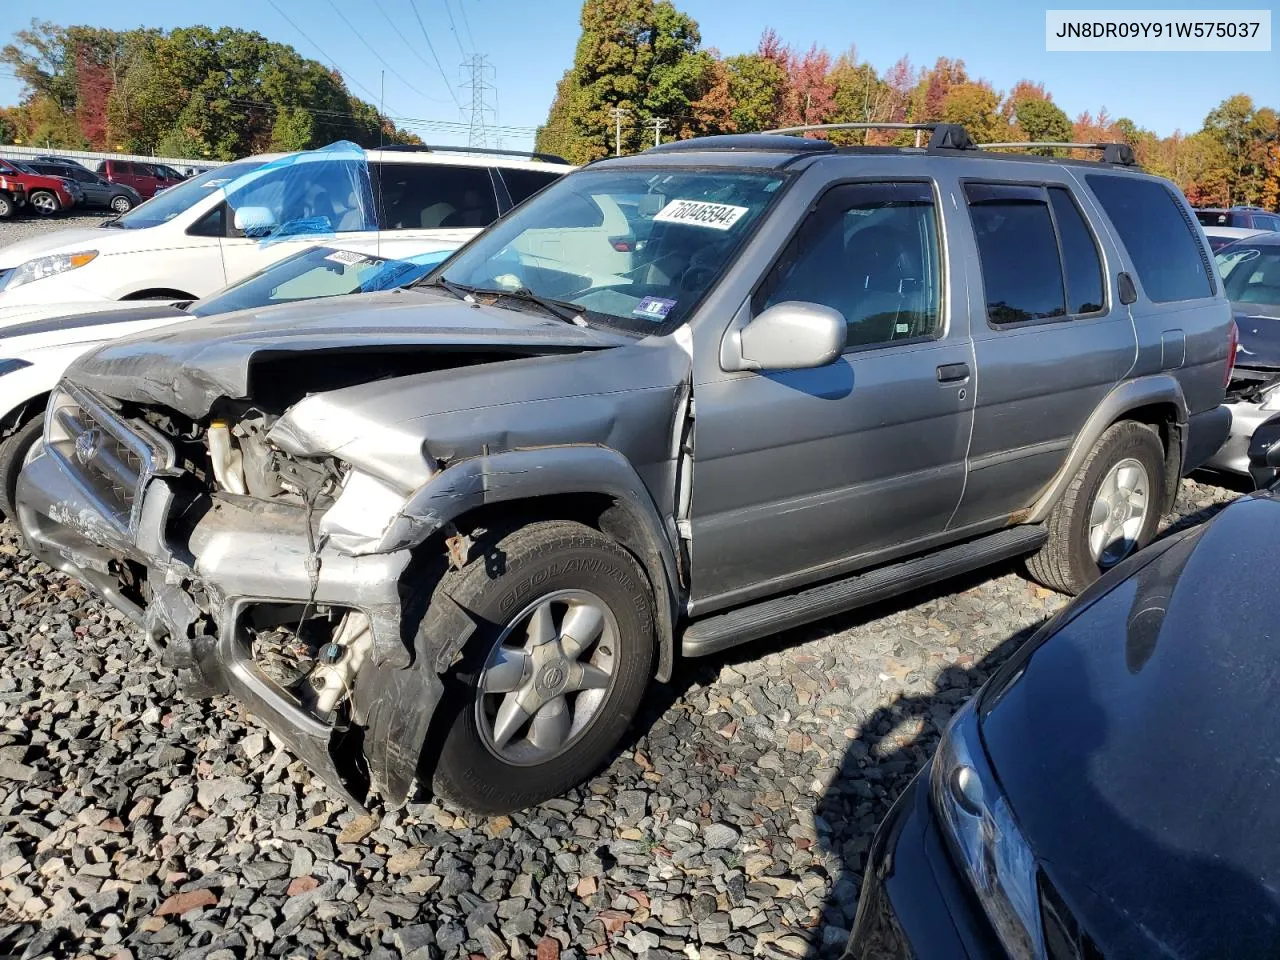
[427,168,787,334]
[109,160,266,229]
[190,245,452,317]
[1217,245,1280,305]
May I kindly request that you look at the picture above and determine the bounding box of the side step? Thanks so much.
[681,524,1048,658]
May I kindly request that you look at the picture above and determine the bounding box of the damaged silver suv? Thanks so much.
[15,126,1234,813]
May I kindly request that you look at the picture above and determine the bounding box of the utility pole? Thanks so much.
[460,54,496,149]
[651,116,667,147]
[609,106,628,156]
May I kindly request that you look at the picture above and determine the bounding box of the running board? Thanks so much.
[681,524,1048,658]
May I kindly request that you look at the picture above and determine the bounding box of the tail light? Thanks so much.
[1225,319,1239,386]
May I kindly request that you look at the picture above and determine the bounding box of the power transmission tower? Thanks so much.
[609,106,629,156]
[651,116,667,147]
[460,54,496,148]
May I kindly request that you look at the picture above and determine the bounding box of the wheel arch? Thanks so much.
[120,288,197,301]
[1,391,50,439]
[1029,376,1188,524]
[393,445,683,684]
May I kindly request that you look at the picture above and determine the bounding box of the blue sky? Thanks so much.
[1,0,1276,148]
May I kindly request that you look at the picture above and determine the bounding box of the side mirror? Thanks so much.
[1248,413,1280,489]
[739,301,847,371]
[233,206,278,236]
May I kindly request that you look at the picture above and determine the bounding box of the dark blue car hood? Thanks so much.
[980,493,1280,957]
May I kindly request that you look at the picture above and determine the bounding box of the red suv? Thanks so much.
[95,158,183,200]
[0,158,80,216]
[0,172,25,219]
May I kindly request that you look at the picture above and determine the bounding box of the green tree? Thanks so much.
[941,82,1006,145]
[1013,98,1072,153]
[723,52,785,132]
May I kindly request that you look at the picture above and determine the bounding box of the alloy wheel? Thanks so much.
[1088,457,1150,567]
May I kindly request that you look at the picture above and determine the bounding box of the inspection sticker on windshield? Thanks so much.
[653,199,748,231]
[633,296,677,321]
[325,250,370,265]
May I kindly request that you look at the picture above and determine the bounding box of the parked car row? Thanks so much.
[0,154,208,219]
[0,157,84,217]
[0,128,1274,958]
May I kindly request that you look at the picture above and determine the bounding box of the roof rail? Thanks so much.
[374,144,571,165]
[646,134,835,154]
[761,122,975,150]
[977,141,1137,165]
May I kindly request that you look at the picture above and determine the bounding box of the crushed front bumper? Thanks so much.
[16,439,441,806]
[1204,401,1271,476]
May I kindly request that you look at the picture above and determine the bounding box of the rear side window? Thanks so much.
[500,168,563,205]
[965,183,1066,325]
[1196,210,1228,227]
[372,162,498,230]
[1048,188,1105,314]
[1086,175,1214,302]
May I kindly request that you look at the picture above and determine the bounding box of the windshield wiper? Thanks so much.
[417,277,475,301]
[482,287,588,326]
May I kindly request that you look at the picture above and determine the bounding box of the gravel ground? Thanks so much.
[0,217,1250,958]
[1,210,114,244]
[0,477,1243,960]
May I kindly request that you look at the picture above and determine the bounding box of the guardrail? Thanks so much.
[0,145,228,172]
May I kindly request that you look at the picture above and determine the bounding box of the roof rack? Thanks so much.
[977,141,1136,165]
[647,134,836,154]
[761,122,975,150]
[375,144,571,165]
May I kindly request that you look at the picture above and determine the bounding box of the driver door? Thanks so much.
[689,179,976,607]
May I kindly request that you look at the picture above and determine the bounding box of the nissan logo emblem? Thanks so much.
[74,427,104,465]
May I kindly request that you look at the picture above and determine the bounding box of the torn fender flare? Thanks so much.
[374,444,681,683]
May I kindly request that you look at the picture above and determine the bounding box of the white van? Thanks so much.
[0,146,570,307]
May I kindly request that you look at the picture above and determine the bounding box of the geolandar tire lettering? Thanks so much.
[1027,420,1166,595]
[425,519,656,814]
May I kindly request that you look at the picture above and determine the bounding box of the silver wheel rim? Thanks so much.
[475,588,618,766]
[1089,457,1150,567]
[112,196,131,212]
[32,193,57,214]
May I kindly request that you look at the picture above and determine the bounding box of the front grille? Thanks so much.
[46,386,167,533]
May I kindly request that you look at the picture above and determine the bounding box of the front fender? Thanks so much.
[377,444,681,682]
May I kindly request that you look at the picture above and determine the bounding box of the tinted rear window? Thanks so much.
[501,168,563,205]
[1049,187,1105,314]
[373,162,499,230]
[1088,175,1214,302]
[966,183,1067,324]
[1196,210,1228,227]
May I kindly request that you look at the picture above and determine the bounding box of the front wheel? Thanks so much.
[0,417,45,521]
[0,193,13,219]
[110,194,134,213]
[28,190,60,217]
[427,519,656,814]
[1026,420,1166,595]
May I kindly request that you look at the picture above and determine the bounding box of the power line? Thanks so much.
[442,0,469,58]
[457,0,477,53]
[407,0,463,110]
[323,0,451,104]
[265,0,399,113]
[371,0,459,102]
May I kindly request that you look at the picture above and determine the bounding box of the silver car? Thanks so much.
[14,126,1233,813]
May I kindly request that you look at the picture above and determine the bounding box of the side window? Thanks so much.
[188,204,227,238]
[965,183,1066,325]
[1086,174,1214,302]
[1048,188,1105,314]
[500,168,563,206]
[372,163,498,230]
[756,181,942,348]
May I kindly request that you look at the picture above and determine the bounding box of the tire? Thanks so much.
[0,193,13,220]
[427,519,656,813]
[0,416,44,522]
[1026,420,1166,595]
[28,190,60,217]
[110,194,133,213]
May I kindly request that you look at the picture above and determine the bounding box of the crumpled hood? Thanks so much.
[980,495,1280,957]
[65,288,631,417]
[0,228,107,267]
[1234,304,1280,371]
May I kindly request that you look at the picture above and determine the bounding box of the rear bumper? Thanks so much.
[16,440,436,806]
[1183,404,1232,475]
[844,767,1003,960]
[1203,401,1269,476]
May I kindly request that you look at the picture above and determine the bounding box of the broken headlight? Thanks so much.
[931,700,1045,958]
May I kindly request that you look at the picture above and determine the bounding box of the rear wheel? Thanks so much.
[110,194,133,213]
[0,193,13,219]
[426,519,656,814]
[0,417,44,522]
[28,190,60,217]
[1026,421,1166,595]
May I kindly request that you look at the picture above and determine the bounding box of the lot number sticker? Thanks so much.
[654,199,748,231]
[325,249,371,265]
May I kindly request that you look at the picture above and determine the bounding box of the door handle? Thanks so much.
[936,363,970,383]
